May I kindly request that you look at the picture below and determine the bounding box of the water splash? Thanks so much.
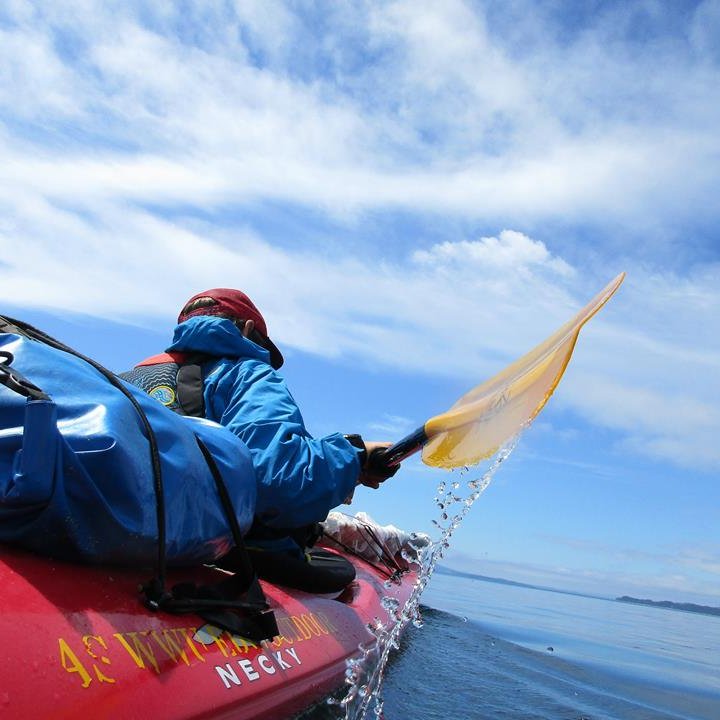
[333,434,521,719]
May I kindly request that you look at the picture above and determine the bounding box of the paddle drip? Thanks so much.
[331,434,521,720]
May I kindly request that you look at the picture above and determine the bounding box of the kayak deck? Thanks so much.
[1,544,415,719]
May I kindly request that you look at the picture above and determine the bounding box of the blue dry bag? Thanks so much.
[0,318,257,566]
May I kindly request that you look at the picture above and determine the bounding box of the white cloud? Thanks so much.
[580,379,718,457]
[1,1,718,223]
[367,414,417,437]
[0,25,79,118]
[412,231,574,277]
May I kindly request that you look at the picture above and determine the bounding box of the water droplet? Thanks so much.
[381,597,400,613]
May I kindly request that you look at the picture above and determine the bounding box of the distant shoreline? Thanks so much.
[435,566,720,616]
[434,565,608,601]
[615,596,720,617]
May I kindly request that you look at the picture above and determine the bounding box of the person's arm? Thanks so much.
[205,359,362,529]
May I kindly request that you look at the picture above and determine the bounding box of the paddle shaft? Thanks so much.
[367,426,428,472]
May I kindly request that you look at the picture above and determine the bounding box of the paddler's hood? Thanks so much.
[167,315,272,364]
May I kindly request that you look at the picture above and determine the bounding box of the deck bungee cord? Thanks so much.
[322,514,411,581]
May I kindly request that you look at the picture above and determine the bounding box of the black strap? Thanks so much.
[147,437,278,641]
[176,358,206,417]
[0,316,25,336]
[189,608,278,641]
[195,437,254,579]
[0,318,51,401]
[0,349,50,401]
[160,571,278,641]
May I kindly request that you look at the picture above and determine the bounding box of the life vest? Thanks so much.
[119,352,207,417]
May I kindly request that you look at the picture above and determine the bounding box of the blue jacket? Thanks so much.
[167,316,360,530]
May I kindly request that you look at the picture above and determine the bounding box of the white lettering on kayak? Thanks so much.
[237,659,260,682]
[273,650,291,670]
[285,647,301,665]
[214,647,302,690]
[216,664,242,689]
[257,655,276,675]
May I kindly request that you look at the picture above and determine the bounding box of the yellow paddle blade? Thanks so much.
[422,273,625,468]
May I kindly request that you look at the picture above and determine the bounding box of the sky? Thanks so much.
[0,0,718,606]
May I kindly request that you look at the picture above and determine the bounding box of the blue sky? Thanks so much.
[0,1,718,605]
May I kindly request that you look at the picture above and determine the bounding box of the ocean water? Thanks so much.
[303,572,720,720]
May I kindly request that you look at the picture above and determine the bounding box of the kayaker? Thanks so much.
[121,288,399,591]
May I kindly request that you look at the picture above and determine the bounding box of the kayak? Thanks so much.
[0,540,416,720]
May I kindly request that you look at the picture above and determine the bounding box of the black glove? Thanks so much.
[365,447,400,480]
[344,434,400,489]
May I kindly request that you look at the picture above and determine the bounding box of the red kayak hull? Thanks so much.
[0,545,414,719]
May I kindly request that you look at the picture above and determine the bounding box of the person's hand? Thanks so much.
[358,441,398,489]
[363,441,392,457]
